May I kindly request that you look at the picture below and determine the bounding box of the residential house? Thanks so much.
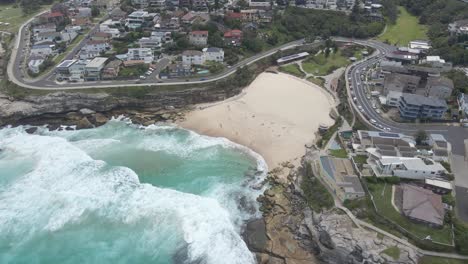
[102,59,122,79]
[72,17,91,28]
[367,148,446,179]
[56,59,78,80]
[448,19,468,36]
[85,57,108,81]
[69,60,88,81]
[110,8,127,21]
[30,44,54,57]
[224,29,243,46]
[241,9,259,22]
[427,134,451,161]
[189,30,208,46]
[182,50,205,66]
[99,20,121,38]
[32,23,56,35]
[161,62,190,78]
[126,10,153,30]
[28,58,45,74]
[77,7,92,17]
[80,40,110,59]
[192,0,208,9]
[400,184,444,227]
[35,32,61,44]
[126,48,154,63]
[316,156,365,201]
[60,27,79,43]
[181,12,210,24]
[225,12,242,21]
[353,130,416,155]
[203,47,224,63]
[249,0,271,9]
[41,11,66,25]
[138,37,162,49]
[92,32,112,42]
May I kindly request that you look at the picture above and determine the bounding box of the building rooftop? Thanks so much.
[204,47,223,53]
[190,30,209,35]
[86,57,108,68]
[57,59,77,68]
[182,50,203,56]
[401,93,447,108]
[427,76,454,89]
[425,178,452,190]
[401,184,444,226]
[319,156,364,195]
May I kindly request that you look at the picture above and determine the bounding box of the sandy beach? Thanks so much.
[179,72,335,172]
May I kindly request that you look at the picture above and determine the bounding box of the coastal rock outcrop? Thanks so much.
[245,154,421,264]
[0,83,242,127]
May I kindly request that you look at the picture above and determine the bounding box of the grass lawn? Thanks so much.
[0,3,50,33]
[378,6,428,46]
[381,246,400,260]
[307,76,325,86]
[418,256,468,264]
[279,64,305,78]
[353,155,368,164]
[302,50,350,76]
[368,182,453,244]
[329,149,348,158]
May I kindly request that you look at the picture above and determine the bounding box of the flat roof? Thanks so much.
[277,52,310,63]
[425,178,452,190]
[86,57,108,68]
[57,59,77,68]
[401,93,447,108]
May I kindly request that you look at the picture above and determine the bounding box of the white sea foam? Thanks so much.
[0,125,260,264]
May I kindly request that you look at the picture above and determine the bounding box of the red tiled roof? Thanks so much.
[191,30,208,35]
[224,29,243,38]
[226,12,242,19]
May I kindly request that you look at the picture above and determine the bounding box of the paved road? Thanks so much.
[343,39,468,221]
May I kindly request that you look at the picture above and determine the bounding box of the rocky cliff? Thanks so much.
[0,85,242,127]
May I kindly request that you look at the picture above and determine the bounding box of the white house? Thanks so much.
[182,50,205,66]
[69,60,89,81]
[28,58,44,73]
[367,149,446,179]
[126,48,154,63]
[80,40,110,59]
[203,47,224,63]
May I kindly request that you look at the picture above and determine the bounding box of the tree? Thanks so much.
[414,130,428,145]
[91,6,100,17]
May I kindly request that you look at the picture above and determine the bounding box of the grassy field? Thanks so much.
[302,50,350,76]
[279,64,305,78]
[368,182,453,244]
[418,256,468,264]
[329,149,348,158]
[307,76,325,86]
[353,155,368,164]
[378,6,428,46]
[381,246,400,260]
[0,3,50,33]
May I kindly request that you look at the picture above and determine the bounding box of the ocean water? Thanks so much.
[0,118,267,264]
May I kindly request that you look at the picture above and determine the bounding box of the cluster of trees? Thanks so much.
[273,7,385,41]
[400,0,468,66]
[119,64,149,78]
[17,0,53,14]
[300,163,335,211]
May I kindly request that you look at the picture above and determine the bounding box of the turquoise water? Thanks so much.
[0,119,266,264]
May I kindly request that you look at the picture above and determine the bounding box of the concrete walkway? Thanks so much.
[335,205,468,260]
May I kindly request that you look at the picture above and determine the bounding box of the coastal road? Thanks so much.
[342,38,468,221]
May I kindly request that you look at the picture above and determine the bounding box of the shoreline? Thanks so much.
[178,72,336,178]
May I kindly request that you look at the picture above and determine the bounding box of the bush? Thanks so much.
[301,163,334,211]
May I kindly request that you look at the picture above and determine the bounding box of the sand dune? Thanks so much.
[179,72,336,172]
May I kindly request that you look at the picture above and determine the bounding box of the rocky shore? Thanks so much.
[243,151,420,264]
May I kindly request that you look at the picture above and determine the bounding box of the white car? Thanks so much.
[139,75,146,80]
[376,109,381,114]
[370,119,377,124]
[384,127,391,131]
